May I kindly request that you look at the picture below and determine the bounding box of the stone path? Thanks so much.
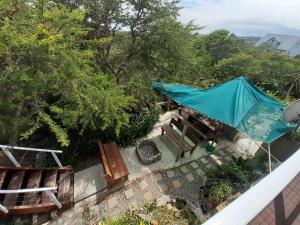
[48,149,235,225]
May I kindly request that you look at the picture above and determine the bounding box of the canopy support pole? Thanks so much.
[240,132,281,164]
[268,144,272,173]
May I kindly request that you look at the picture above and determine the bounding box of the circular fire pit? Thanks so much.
[136,140,161,165]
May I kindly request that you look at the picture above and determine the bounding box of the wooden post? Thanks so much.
[176,124,188,161]
[167,97,170,111]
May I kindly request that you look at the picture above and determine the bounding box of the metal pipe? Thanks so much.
[0,187,57,194]
[45,191,62,208]
[51,152,63,168]
[0,204,8,214]
[1,148,21,167]
[0,145,62,153]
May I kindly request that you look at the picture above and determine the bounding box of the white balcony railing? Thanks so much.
[202,149,300,225]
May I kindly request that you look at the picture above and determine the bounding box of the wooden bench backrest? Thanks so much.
[170,117,202,144]
[170,117,184,130]
[97,140,113,178]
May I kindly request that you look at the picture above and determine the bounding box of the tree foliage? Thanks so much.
[0,1,132,146]
[1,0,300,153]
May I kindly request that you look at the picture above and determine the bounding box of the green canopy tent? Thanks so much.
[153,76,295,172]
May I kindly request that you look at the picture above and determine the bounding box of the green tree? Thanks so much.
[195,29,248,65]
[0,0,132,146]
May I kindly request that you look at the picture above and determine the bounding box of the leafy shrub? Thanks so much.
[209,181,233,204]
[100,205,190,225]
[207,163,247,184]
[206,156,267,193]
[116,105,161,147]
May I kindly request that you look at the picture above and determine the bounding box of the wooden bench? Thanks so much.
[180,107,222,139]
[170,117,207,144]
[97,140,129,187]
[161,118,200,160]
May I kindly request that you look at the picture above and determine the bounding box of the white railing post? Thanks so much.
[0,204,8,214]
[0,187,62,212]
[0,145,63,168]
[45,191,62,208]
[1,147,21,167]
[51,152,63,168]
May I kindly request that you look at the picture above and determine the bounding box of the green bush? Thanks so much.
[206,156,268,193]
[29,105,161,167]
[116,105,161,147]
[207,163,247,183]
[209,181,233,204]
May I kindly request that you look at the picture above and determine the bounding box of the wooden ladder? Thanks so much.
[0,167,73,215]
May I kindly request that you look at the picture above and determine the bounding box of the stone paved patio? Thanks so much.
[48,148,235,225]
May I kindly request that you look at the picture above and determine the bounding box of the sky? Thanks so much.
[178,0,300,37]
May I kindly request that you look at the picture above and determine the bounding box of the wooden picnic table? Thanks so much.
[179,107,223,138]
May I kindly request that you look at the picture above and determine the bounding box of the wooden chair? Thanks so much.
[97,140,129,187]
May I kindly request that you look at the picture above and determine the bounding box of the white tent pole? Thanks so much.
[268,143,272,173]
[239,132,281,164]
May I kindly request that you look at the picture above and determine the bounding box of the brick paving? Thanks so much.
[140,180,149,190]
[180,165,189,173]
[50,148,237,224]
[124,188,134,199]
[166,170,176,178]
[172,179,182,189]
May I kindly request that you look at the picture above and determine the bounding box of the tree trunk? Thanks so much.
[285,82,295,100]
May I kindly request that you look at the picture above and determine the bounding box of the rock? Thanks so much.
[157,195,171,206]
[166,203,173,211]
[137,213,152,221]
[50,210,59,220]
[191,207,203,219]
[151,219,159,225]
[174,211,180,218]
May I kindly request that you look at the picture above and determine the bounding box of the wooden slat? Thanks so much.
[58,171,72,203]
[0,170,7,189]
[3,171,25,206]
[171,118,204,144]
[22,170,42,206]
[41,170,57,203]
[103,142,128,180]
[97,140,112,178]
[161,125,192,153]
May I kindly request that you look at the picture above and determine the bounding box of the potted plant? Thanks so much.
[208,181,233,207]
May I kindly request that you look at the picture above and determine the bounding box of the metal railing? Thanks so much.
[202,149,300,225]
[0,187,62,214]
[0,145,63,168]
